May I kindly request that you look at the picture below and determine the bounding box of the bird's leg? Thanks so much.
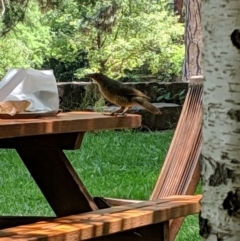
[103,107,124,116]
[103,106,131,116]
[115,107,130,116]
[110,106,125,115]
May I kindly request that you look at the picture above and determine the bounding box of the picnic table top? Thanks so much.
[0,111,141,139]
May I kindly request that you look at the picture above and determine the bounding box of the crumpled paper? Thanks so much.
[0,69,59,112]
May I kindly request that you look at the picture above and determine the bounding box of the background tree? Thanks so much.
[0,1,51,77]
[0,0,64,36]
[0,0,185,81]
[182,0,202,81]
[43,0,184,81]
[200,1,240,240]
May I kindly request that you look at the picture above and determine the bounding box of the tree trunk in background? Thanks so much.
[174,0,184,22]
[182,0,202,81]
[201,0,240,240]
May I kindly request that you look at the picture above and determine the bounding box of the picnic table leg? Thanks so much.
[15,132,98,217]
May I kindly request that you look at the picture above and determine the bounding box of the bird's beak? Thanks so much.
[85,74,93,82]
[85,73,99,83]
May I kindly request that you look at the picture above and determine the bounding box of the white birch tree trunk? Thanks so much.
[200,0,240,240]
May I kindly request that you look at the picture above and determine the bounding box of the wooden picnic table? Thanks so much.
[0,111,201,241]
[0,111,141,224]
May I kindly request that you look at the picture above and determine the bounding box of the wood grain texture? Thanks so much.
[151,84,202,199]
[0,195,201,241]
[0,217,54,229]
[151,82,202,241]
[0,112,141,139]
[87,222,168,241]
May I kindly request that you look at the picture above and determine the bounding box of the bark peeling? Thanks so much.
[231,29,240,50]
[222,190,240,216]
[199,211,211,238]
[221,152,240,164]
[209,162,233,186]
[227,109,240,122]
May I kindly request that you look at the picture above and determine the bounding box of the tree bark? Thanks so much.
[182,0,202,81]
[201,0,240,240]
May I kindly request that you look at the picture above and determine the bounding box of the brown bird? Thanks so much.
[86,73,161,115]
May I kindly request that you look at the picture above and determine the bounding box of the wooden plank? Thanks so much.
[102,193,201,207]
[71,195,201,218]
[100,197,142,206]
[0,112,141,139]
[0,217,54,229]
[0,196,195,232]
[169,217,184,241]
[86,222,169,241]
[0,132,84,150]
[169,155,201,240]
[0,195,201,241]
[163,221,169,241]
[75,195,202,218]
[17,146,98,217]
[0,223,168,241]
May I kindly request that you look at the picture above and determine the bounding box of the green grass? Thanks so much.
[0,130,200,240]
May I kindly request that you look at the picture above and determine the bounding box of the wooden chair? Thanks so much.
[103,76,203,241]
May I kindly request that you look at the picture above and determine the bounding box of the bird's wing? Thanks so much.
[116,84,151,100]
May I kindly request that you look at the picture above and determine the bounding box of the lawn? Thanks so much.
[0,130,200,240]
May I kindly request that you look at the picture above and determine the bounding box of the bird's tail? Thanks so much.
[134,97,161,115]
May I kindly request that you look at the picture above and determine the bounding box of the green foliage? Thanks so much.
[0,0,66,36]
[0,0,184,81]
[1,0,29,36]
[0,1,51,78]
[42,0,184,81]
[157,88,186,104]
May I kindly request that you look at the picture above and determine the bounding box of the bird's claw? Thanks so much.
[114,113,127,116]
[102,112,114,116]
[102,112,127,116]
